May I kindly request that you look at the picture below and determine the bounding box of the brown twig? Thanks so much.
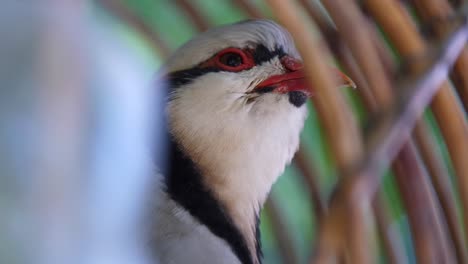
[356,17,468,189]
[231,0,264,19]
[266,1,364,176]
[301,9,407,262]
[361,1,468,262]
[373,195,409,264]
[293,147,327,219]
[411,0,468,111]
[264,196,300,264]
[322,1,463,263]
[266,1,368,263]
[366,19,396,81]
[98,0,170,56]
[300,1,378,112]
[174,0,210,32]
[358,20,466,263]
[393,143,455,263]
[449,0,463,8]
[363,0,468,254]
[414,120,468,263]
[310,1,465,263]
[307,1,467,262]
[321,0,394,107]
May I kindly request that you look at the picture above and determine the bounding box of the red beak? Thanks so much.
[255,56,356,96]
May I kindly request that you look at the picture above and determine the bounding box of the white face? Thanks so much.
[167,62,308,165]
[164,20,308,166]
[164,17,307,207]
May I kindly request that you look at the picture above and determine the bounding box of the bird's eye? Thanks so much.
[219,52,243,67]
[213,48,255,72]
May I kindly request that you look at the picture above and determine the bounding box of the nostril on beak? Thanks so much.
[281,56,303,72]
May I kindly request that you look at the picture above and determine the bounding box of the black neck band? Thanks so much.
[164,136,261,264]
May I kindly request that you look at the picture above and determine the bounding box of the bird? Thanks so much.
[152,19,354,264]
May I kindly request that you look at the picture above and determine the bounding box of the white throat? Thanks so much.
[168,82,307,259]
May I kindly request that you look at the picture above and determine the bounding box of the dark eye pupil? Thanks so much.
[220,53,243,67]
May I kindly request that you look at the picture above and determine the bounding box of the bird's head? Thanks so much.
[163,20,311,200]
[163,20,352,184]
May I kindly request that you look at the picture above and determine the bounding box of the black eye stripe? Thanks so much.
[256,86,275,94]
[166,67,220,88]
[165,45,286,89]
[252,44,285,65]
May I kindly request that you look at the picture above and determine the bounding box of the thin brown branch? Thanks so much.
[265,1,368,263]
[373,195,409,264]
[363,0,468,251]
[293,147,327,219]
[309,1,466,263]
[309,2,418,263]
[393,143,455,263]
[303,1,466,262]
[298,0,334,38]
[411,0,468,112]
[321,0,394,107]
[300,1,378,111]
[231,0,264,19]
[361,21,467,186]
[174,0,210,32]
[413,121,468,263]
[449,0,463,8]
[266,0,364,175]
[450,47,468,111]
[264,196,300,264]
[352,3,464,263]
[98,0,170,56]
[321,2,462,263]
[367,19,396,80]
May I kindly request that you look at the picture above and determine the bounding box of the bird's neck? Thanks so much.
[201,161,268,264]
[165,96,305,263]
[165,136,263,264]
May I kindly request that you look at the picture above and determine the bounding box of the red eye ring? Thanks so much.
[214,48,255,72]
